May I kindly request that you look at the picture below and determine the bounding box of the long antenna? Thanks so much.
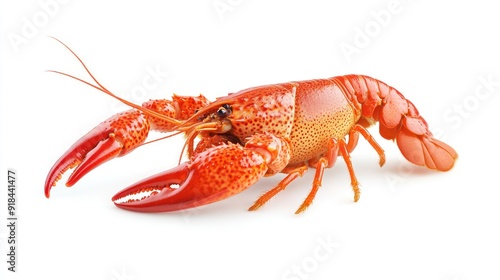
[47,36,183,127]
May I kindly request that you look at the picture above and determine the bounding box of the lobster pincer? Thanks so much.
[44,110,150,197]
[44,96,209,198]
[112,133,291,212]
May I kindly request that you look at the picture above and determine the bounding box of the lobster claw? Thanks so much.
[112,143,270,212]
[44,110,150,198]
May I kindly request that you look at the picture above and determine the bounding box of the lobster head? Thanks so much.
[181,83,297,143]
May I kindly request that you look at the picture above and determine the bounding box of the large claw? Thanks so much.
[111,132,293,213]
[112,143,269,212]
[44,110,150,198]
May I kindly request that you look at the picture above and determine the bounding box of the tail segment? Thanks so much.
[334,75,457,171]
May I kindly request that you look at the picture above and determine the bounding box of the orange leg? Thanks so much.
[345,128,359,153]
[342,125,386,202]
[248,164,308,211]
[338,140,361,202]
[250,125,386,213]
[295,139,340,214]
[298,130,376,211]
[347,124,385,167]
[295,158,327,214]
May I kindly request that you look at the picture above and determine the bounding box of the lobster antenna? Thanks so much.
[137,130,184,148]
[179,129,198,165]
[47,37,183,126]
[176,122,222,164]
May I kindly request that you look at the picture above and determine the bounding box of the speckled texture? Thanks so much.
[104,109,150,155]
[245,133,292,176]
[221,84,296,141]
[288,79,357,165]
[45,109,151,196]
[114,143,270,212]
[142,95,209,132]
[186,143,268,199]
[200,80,358,167]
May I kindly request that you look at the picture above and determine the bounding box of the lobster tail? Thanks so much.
[336,75,457,171]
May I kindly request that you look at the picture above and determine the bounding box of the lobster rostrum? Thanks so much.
[44,39,457,214]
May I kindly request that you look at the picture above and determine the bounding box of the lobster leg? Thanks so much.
[348,124,386,167]
[338,138,361,203]
[248,139,341,213]
[296,138,342,214]
[336,124,388,204]
[248,164,308,211]
[250,125,385,213]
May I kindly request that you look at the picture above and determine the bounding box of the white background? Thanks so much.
[1,1,499,279]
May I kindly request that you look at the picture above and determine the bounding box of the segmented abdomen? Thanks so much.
[331,75,427,140]
[331,75,457,171]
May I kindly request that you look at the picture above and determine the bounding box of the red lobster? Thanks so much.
[44,39,457,213]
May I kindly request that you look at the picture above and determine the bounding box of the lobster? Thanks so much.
[44,38,457,214]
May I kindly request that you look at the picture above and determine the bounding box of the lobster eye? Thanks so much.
[216,104,232,118]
